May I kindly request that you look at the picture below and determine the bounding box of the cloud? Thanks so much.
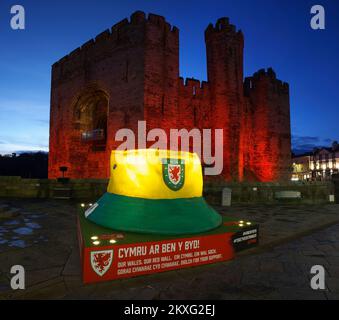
[292,135,319,154]
[0,96,49,155]
[292,135,336,155]
[35,119,49,125]
[292,135,319,145]
[0,136,48,155]
[0,144,48,155]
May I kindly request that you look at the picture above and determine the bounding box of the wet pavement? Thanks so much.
[0,205,47,249]
[0,199,338,299]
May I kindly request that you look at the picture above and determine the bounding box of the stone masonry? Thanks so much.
[49,11,291,181]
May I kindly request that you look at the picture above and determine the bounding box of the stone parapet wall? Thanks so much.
[0,176,335,205]
[204,181,335,205]
[0,176,108,200]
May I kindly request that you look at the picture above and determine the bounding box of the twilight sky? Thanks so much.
[0,0,338,155]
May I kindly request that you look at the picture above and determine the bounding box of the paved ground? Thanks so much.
[0,199,338,299]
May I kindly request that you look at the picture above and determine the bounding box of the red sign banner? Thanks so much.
[81,233,234,283]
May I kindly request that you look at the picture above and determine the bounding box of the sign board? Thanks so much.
[77,209,259,284]
[231,225,259,252]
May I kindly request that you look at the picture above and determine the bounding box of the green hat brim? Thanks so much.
[85,192,222,235]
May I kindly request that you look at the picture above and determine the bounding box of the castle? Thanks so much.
[49,11,291,182]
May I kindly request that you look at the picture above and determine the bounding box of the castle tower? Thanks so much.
[205,18,245,181]
[142,13,179,136]
[244,68,291,181]
[49,11,180,179]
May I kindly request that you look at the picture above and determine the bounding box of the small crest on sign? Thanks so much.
[90,250,113,276]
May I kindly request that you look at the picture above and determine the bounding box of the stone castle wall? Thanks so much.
[49,11,291,182]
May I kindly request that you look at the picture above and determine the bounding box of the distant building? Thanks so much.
[291,154,312,181]
[292,141,339,181]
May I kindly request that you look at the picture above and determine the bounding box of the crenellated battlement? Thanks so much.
[244,68,289,95]
[178,77,210,98]
[52,11,178,79]
[204,17,243,41]
[252,67,277,80]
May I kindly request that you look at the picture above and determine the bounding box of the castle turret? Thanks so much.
[142,12,180,135]
[205,18,245,181]
[244,68,291,181]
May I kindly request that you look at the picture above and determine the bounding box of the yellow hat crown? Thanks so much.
[108,149,203,199]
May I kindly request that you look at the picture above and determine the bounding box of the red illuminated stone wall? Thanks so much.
[243,69,291,181]
[49,11,291,182]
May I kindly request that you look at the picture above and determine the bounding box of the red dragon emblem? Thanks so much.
[169,165,181,183]
[90,250,113,276]
[162,158,185,191]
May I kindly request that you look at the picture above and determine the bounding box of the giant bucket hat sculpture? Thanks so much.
[84,149,222,235]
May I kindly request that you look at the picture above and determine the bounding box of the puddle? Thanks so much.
[27,214,46,219]
[13,227,33,235]
[0,284,11,292]
[25,222,41,229]
[4,220,20,226]
[9,240,27,248]
[0,212,46,248]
